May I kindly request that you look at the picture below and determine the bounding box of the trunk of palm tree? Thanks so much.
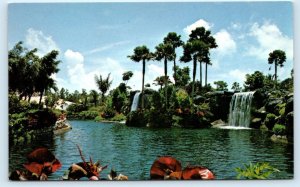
[39,90,44,106]
[274,61,277,89]
[173,56,177,86]
[164,57,168,108]
[199,61,202,91]
[102,93,105,104]
[205,62,208,87]
[192,56,197,102]
[141,59,145,109]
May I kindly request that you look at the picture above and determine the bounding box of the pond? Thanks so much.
[9,120,294,180]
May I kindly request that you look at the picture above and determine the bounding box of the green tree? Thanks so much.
[163,32,183,85]
[35,50,60,105]
[89,89,99,107]
[173,66,190,87]
[214,80,228,91]
[95,73,113,103]
[268,50,286,88]
[244,71,265,91]
[231,82,242,92]
[180,40,208,100]
[81,89,88,107]
[59,88,66,99]
[188,27,217,89]
[155,42,174,107]
[128,45,153,109]
[122,71,133,85]
[153,76,171,90]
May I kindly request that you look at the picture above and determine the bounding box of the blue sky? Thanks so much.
[8,2,293,92]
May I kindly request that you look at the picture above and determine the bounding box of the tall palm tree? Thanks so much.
[180,40,208,101]
[155,43,173,108]
[89,89,99,107]
[128,45,153,109]
[36,50,60,106]
[203,55,212,87]
[268,49,286,88]
[163,32,183,85]
[94,73,113,103]
[188,27,217,89]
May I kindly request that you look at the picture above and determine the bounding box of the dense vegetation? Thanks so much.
[9,27,293,145]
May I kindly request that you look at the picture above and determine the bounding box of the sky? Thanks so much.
[8,1,293,93]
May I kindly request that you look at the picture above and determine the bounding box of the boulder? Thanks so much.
[211,119,226,128]
[285,96,293,114]
[270,134,288,144]
[250,118,262,129]
[265,99,282,114]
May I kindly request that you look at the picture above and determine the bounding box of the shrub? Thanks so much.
[235,162,279,179]
[272,124,286,135]
[264,113,277,130]
[101,107,115,119]
[79,111,99,120]
[110,113,126,122]
[94,115,104,122]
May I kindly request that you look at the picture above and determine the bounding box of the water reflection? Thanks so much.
[9,120,293,180]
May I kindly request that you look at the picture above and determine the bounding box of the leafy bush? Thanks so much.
[78,111,99,120]
[94,115,104,122]
[67,103,88,113]
[110,113,126,122]
[235,162,279,179]
[264,113,277,130]
[101,107,115,119]
[272,124,286,135]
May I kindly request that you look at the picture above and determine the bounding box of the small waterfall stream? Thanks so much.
[130,92,141,112]
[228,92,255,128]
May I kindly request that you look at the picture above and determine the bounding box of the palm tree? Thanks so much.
[36,50,60,106]
[153,76,171,90]
[89,89,99,107]
[122,71,133,85]
[128,45,153,109]
[203,55,212,87]
[155,43,173,107]
[188,27,217,89]
[94,73,113,103]
[163,32,183,85]
[268,50,286,88]
[180,40,208,101]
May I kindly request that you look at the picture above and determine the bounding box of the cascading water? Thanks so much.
[228,92,255,128]
[130,92,141,112]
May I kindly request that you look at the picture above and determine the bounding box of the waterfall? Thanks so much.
[130,92,141,112]
[228,92,255,128]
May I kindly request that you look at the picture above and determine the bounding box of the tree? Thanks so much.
[188,27,217,89]
[89,90,99,107]
[155,42,173,107]
[59,88,66,99]
[122,71,133,85]
[35,50,60,105]
[173,66,190,87]
[163,32,183,85]
[153,76,171,90]
[231,82,242,92]
[95,73,113,103]
[81,89,88,107]
[180,40,208,100]
[214,81,228,91]
[128,45,153,109]
[268,50,286,88]
[244,71,265,91]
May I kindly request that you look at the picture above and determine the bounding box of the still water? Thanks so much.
[9,120,293,180]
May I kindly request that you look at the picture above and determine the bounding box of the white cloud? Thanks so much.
[229,69,248,82]
[84,41,130,55]
[213,29,236,55]
[183,19,213,35]
[25,28,59,57]
[246,22,293,60]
